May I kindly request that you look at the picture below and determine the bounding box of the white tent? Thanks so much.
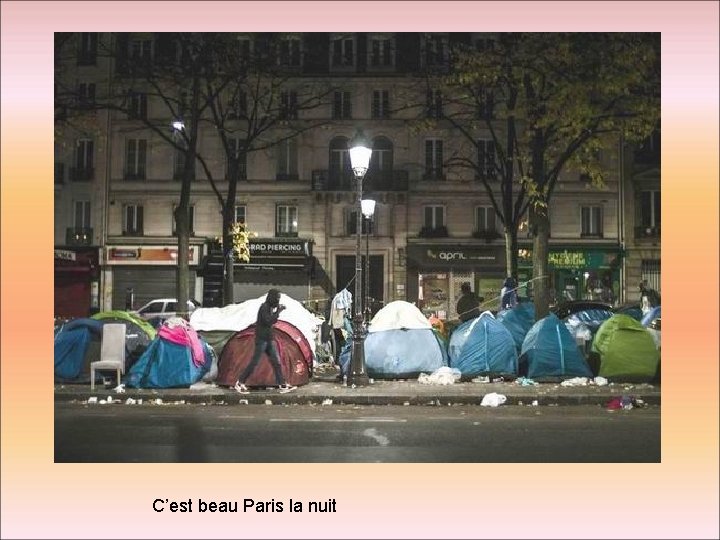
[189,293,323,353]
[368,301,432,333]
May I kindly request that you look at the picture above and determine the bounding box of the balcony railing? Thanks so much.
[69,167,94,182]
[276,173,299,181]
[65,227,93,246]
[124,170,146,181]
[472,230,501,242]
[311,169,409,191]
[422,169,446,181]
[275,231,298,238]
[635,225,661,239]
[419,226,449,238]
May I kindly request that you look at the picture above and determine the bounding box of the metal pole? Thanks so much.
[364,215,371,324]
[347,173,369,387]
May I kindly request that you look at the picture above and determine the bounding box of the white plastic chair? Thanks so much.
[90,324,126,390]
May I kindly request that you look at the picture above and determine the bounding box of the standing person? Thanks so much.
[500,277,519,310]
[456,282,480,322]
[234,289,297,394]
[639,280,661,314]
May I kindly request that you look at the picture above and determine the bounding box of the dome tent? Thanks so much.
[91,310,156,362]
[216,320,313,388]
[497,302,536,352]
[339,301,447,378]
[449,312,518,379]
[520,314,593,380]
[591,314,659,382]
[54,318,105,382]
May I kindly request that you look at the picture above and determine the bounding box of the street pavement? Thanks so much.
[54,364,661,407]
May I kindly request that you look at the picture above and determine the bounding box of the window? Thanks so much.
[331,35,355,67]
[475,206,496,233]
[74,139,94,181]
[237,37,253,62]
[278,36,301,67]
[581,205,603,237]
[640,190,661,228]
[74,200,91,229]
[77,82,96,104]
[369,36,394,67]
[641,259,661,293]
[280,90,298,120]
[424,205,445,228]
[476,139,496,180]
[235,205,246,224]
[332,91,352,119]
[77,33,97,65]
[426,89,443,119]
[172,205,195,235]
[424,139,444,179]
[173,143,186,181]
[131,39,153,62]
[128,92,148,120]
[276,205,298,237]
[347,210,374,235]
[276,138,298,181]
[423,34,448,68]
[329,137,352,189]
[125,139,147,180]
[123,204,144,235]
[227,138,247,180]
[476,87,494,119]
[368,137,393,188]
[228,89,247,119]
[372,90,390,119]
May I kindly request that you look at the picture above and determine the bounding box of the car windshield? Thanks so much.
[140,302,164,314]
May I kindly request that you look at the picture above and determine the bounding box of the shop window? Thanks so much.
[581,205,603,237]
[123,204,144,235]
[418,273,449,318]
[276,205,298,237]
[172,204,195,236]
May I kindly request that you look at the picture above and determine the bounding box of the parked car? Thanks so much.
[133,298,201,323]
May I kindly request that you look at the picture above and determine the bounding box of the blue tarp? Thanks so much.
[520,314,593,379]
[125,338,211,389]
[54,318,105,381]
[641,306,661,327]
[363,328,447,378]
[449,313,518,378]
[497,302,536,352]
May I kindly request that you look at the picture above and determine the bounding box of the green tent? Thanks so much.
[592,314,659,382]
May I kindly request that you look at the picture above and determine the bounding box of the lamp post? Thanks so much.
[361,198,376,325]
[347,129,372,387]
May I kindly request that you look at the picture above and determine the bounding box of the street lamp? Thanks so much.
[361,198,376,325]
[346,129,372,387]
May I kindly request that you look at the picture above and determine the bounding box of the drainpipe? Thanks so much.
[618,131,626,304]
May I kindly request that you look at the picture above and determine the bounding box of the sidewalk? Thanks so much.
[54,365,661,407]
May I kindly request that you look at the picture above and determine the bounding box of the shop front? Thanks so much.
[406,244,506,319]
[232,238,313,303]
[105,245,201,311]
[517,246,623,306]
[54,247,100,319]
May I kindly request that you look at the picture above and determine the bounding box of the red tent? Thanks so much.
[217,320,313,387]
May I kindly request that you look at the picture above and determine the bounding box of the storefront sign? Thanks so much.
[407,245,504,268]
[235,239,311,269]
[106,245,199,265]
[518,248,620,269]
[249,239,310,256]
[54,249,76,261]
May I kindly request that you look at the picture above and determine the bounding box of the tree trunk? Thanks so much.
[504,228,519,279]
[530,204,551,319]
[222,207,235,306]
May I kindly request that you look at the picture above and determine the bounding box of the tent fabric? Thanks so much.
[641,306,661,327]
[91,310,156,360]
[449,312,518,378]
[189,293,322,353]
[615,304,644,322]
[592,314,659,382]
[54,318,105,381]
[363,328,448,378]
[196,330,235,360]
[216,320,313,387]
[520,314,593,380]
[125,337,212,389]
[497,302,536,352]
[368,301,432,333]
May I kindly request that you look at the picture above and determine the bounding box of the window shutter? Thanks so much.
[425,140,433,171]
[138,140,147,177]
[137,206,144,232]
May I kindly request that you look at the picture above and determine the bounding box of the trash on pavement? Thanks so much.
[472,376,490,383]
[561,377,589,387]
[264,399,273,405]
[531,400,539,406]
[322,399,333,406]
[113,384,126,394]
[125,398,136,405]
[480,392,507,407]
[606,395,635,410]
[515,377,538,386]
[418,366,462,385]
[87,397,98,404]
[593,376,609,386]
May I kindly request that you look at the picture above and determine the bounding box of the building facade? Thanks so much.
[54,32,657,318]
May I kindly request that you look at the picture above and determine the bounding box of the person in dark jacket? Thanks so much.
[639,280,661,314]
[456,282,481,322]
[500,277,519,310]
[235,289,296,394]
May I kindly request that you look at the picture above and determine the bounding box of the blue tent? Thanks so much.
[362,328,447,378]
[616,304,644,321]
[520,314,593,380]
[125,337,212,388]
[449,312,518,378]
[497,302,536,352]
[54,318,105,381]
[641,306,661,327]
